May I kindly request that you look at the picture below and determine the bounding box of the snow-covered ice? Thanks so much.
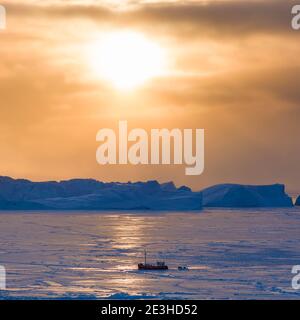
[0,177,202,211]
[202,184,293,207]
[0,208,300,299]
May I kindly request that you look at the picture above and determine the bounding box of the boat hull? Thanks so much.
[138,263,168,270]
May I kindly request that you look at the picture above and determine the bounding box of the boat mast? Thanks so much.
[144,249,147,265]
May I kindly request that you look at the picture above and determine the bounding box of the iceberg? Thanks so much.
[0,177,293,210]
[201,183,293,208]
[295,196,300,206]
[0,176,202,211]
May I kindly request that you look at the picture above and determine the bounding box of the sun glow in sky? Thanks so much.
[87,31,167,90]
[1,0,300,192]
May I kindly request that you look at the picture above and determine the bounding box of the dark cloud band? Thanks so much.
[3,0,296,36]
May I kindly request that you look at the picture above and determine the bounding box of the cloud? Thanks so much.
[146,65,300,109]
[3,0,296,37]
[1,1,300,190]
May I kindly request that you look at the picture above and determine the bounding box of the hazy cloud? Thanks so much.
[3,0,296,37]
[0,0,299,191]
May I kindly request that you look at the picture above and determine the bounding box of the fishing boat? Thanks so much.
[138,250,168,270]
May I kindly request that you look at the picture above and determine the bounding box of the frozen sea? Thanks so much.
[1,208,300,300]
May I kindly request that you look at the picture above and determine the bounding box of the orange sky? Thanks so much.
[0,0,299,193]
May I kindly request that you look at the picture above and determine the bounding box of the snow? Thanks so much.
[0,208,300,299]
[202,184,293,208]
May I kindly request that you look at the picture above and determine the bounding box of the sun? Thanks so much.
[87,31,167,90]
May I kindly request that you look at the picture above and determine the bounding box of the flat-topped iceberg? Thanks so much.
[201,183,293,208]
[0,177,202,211]
[0,177,294,210]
